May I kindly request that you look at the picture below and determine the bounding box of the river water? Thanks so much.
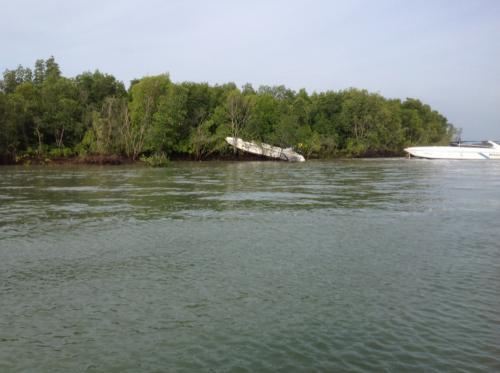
[0,160,499,372]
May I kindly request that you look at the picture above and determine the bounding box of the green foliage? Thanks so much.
[271,112,300,147]
[0,57,457,164]
[48,147,75,158]
[150,84,188,154]
[188,119,223,160]
[0,92,17,162]
[140,152,170,167]
[75,70,126,107]
[1,65,33,93]
[296,126,321,158]
[128,74,171,159]
[225,89,254,141]
[244,93,279,141]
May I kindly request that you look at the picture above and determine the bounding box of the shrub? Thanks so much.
[140,152,170,167]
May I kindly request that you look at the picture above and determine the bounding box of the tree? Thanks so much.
[45,56,61,81]
[0,92,18,162]
[11,82,42,153]
[128,74,171,159]
[258,85,295,101]
[83,97,128,155]
[33,59,46,85]
[401,98,454,145]
[241,83,255,95]
[1,65,32,93]
[296,126,321,158]
[150,84,188,154]
[226,89,253,142]
[189,119,219,160]
[0,57,458,163]
[38,76,81,149]
[75,70,126,107]
[271,111,300,147]
[245,93,280,141]
[1,69,18,94]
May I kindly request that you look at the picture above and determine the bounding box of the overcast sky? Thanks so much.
[2,0,499,139]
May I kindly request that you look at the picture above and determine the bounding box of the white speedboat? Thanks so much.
[405,140,500,160]
[225,137,306,162]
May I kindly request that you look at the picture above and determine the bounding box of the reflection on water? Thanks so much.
[1,160,500,372]
[0,161,438,236]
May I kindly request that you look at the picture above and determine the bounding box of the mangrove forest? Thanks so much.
[0,57,456,164]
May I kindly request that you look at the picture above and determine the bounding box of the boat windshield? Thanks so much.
[449,141,494,148]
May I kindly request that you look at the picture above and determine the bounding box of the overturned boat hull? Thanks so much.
[225,137,305,162]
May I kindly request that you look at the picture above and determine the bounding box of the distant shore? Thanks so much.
[1,58,454,169]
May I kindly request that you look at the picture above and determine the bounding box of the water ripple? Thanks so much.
[1,161,499,372]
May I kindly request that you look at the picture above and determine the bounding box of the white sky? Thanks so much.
[1,0,499,139]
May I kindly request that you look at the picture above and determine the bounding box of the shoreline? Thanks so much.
[0,152,404,166]
[0,153,280,166]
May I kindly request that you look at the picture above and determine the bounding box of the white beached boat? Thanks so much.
[405,140,500,160]
[225,137,305,162]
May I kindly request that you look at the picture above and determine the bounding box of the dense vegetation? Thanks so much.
[0,57,456,164]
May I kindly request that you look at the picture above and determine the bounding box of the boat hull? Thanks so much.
[225,137,305,162]
[405,145,500,160]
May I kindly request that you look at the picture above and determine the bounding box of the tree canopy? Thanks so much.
[0,57,457,163]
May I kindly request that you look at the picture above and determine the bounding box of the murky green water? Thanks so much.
[1,160,499,372]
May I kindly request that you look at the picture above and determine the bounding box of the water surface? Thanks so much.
[1,160,499,372]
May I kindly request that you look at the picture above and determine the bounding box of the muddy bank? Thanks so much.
[1,150,404,166]
[2,155,136,166]
[1,152,278,166]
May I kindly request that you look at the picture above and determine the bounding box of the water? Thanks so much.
[0,160,499,372]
